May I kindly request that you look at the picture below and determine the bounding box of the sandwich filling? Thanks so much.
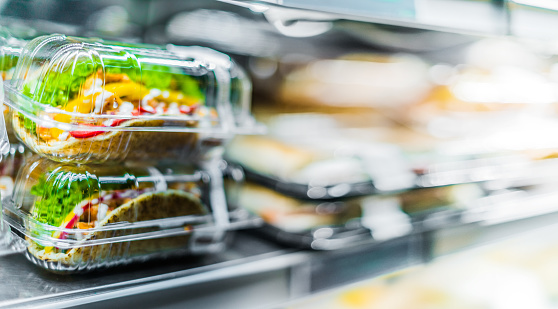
[18,60,211,144]
[29,170,204,255]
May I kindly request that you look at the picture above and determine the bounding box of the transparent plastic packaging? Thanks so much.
[166,45,254,130]
[278,53,432,109]
[226,134,558,201]
[225,133,415,199]
[225,179,370,250]
[0,144,28,197]
[0,76,12,254]
[0,27,25,81]
[4,34,259,164]
[0,198,11,255]
[3,157,248,273]
[225,168,486,250]
[0,28,26,142]
[403,64,558,139]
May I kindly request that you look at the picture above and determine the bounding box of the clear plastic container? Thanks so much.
[0,144,28,198]
[4,34,259,164]
[0,28,26,142]
[3,157,246,273]
[226,132,558,201]
[166,45,254,130]
[225,172,486,250]
[0,28,24,81]
[0,198,11,255]
[278,53,432,109]
[226,179,369,250]
[404,64,558,139]
[0,81,10,155]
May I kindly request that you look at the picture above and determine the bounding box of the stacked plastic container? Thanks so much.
[0,142,9,256]
[0,28,22,81]
[224,112,558,250]
[1,34,260,272]
[0,28,23,255]
[0,28,26,143]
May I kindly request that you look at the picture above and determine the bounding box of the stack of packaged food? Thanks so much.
[223,114,487,249]
[0,27,26,142]
[0,28,21,254]
[0,31,260,272]
[224,38,558,250]
[0,28,29,197]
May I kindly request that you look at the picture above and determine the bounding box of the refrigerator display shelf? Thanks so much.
[2,174,558,308]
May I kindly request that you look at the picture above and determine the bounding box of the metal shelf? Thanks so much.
[222,0,558,39]
[3,201,558,309]
[0,231,422,309]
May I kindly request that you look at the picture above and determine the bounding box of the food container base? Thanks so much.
[0,222,11,255]
[22,244,222,274]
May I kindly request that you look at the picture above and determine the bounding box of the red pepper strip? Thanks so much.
[55,217,79,242]
[69,117,131,138]
[67,103,197,138]
[70,130,105,139]
[180,104,198,115]
[44,201,94,253]
[139,106,156,114]
[179,106,190,114]
[57,202,93,240]
[110,119,128,126]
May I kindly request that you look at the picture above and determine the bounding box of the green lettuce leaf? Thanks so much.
[30,171,99,227]
[0,54,18,72]
[24,56,205,108]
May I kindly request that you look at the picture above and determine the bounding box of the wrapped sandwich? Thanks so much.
[6,35,255,163]
[7,158,212,270]
[229,181,363,233]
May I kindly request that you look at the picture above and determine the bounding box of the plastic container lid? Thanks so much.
[0,198,11,255]
[278,53,432,108]
[0,28,27,142]
[226,127,558,201]
[3,157,230,271]
[0,27,26,82]
[406,63,558,139]
[167,45,254,130]
[0,78,10,153]
[0,144,28,198]
[4,34,260,163]
[226,180,420,250]
[226,176,487,249]
[0,33,13,250]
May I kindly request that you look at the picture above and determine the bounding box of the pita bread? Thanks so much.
[27,190,208,266]
[13,115,201,163]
